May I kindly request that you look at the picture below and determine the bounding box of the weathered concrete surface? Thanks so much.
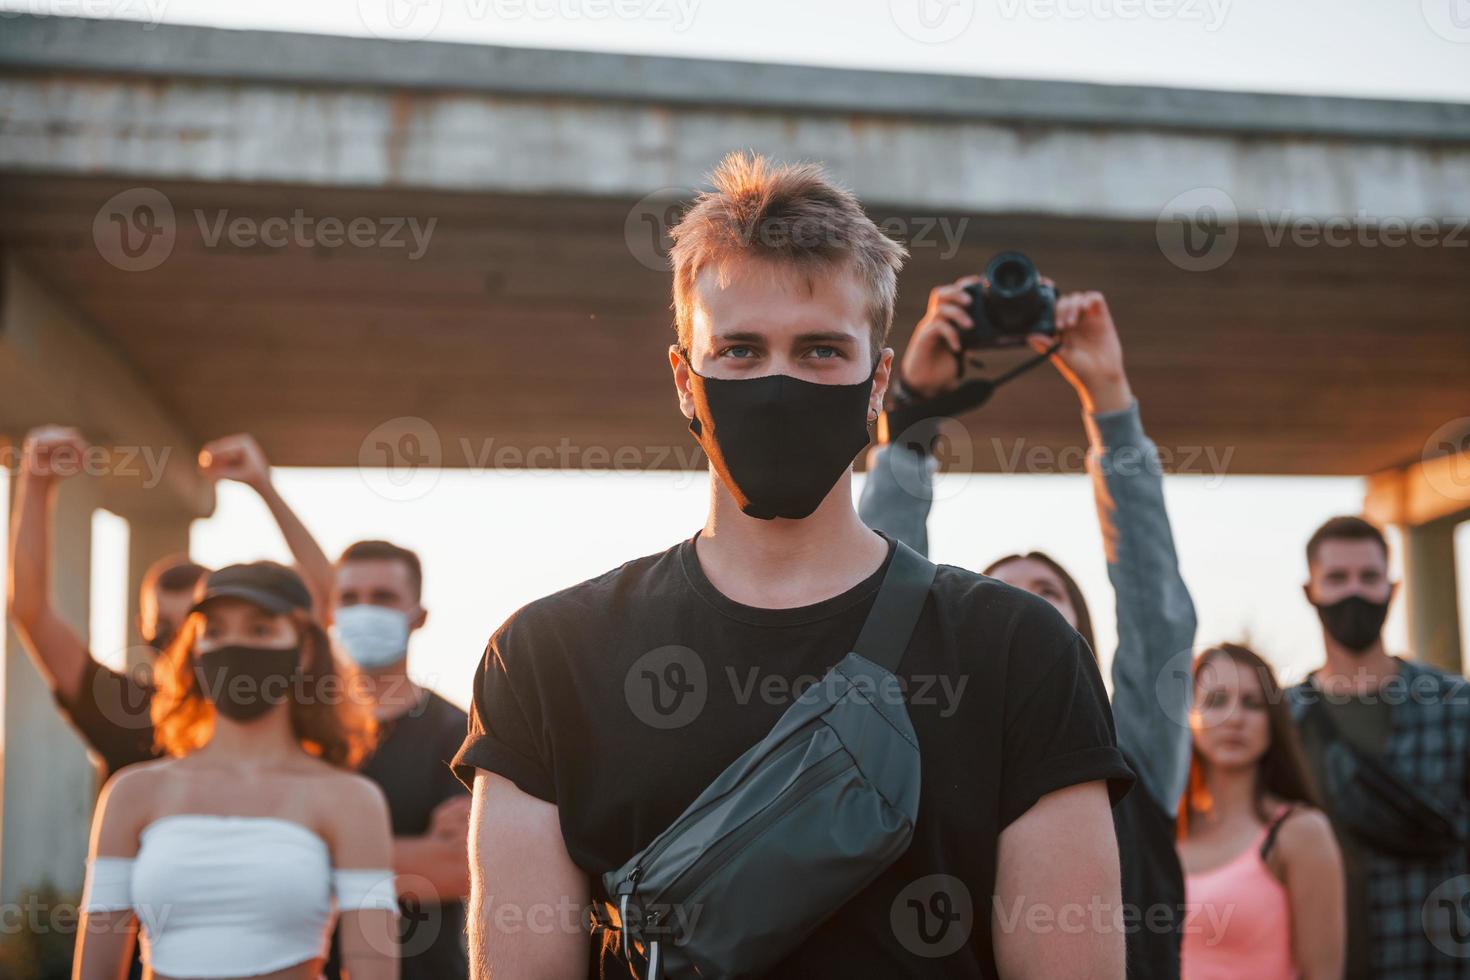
[0,15,1466,480]
[3,13,1469,140]
[1,15,1468,223]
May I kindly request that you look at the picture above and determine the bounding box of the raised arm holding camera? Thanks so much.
[861,270,1197,978]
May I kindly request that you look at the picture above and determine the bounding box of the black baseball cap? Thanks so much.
[189,561,313,616]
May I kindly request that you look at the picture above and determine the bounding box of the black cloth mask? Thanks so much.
[685,358,876,521]
[194,645,300,722]
[1313,595,1390,654]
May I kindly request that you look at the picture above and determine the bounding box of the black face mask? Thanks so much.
[1313,595,1390,654]
[194,645,300,722]
[146,629,175,655]
[685,358,876,521]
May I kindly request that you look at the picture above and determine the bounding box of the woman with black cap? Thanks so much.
[73,561,400,980]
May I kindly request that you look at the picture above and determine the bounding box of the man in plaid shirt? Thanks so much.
[1287,516,1470,978]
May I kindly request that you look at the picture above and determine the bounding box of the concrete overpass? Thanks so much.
[1,13,1468,909]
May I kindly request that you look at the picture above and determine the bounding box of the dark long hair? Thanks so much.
[1177,643,1320,837]
[985,551,1097,657]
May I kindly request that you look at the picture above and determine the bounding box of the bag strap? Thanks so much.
[1259,805,1297,861]
[851,540,938,674]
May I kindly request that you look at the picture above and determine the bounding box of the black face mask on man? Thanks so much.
[194,645,300,722]
[684,354,876,521]
[1312,595,1390,654]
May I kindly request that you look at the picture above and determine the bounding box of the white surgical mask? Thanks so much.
[333,604,411,669]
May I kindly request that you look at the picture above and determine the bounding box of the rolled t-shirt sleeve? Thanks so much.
[997,605,1135,830]
[53,657,157,776]
[452,622,557,804]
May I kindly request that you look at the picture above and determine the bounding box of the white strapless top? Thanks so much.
[82,814,397,978]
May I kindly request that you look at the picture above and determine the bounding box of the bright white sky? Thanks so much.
[2,0,1468,720]
[4,0,1468,101]
[1,466,1464,719]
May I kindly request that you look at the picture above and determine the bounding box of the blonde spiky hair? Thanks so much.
[669,152,908,357]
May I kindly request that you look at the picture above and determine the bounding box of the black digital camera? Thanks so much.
[961,251,1057,349]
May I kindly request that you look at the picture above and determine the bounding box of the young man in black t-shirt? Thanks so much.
[454,153,1134,979]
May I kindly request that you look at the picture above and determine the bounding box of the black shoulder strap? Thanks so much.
[1259,805,1297,861]
[852,541,938,674]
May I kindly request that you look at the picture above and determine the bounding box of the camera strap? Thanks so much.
[878,340,1062,450]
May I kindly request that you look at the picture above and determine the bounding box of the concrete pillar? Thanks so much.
[0,255,212,912]
[1403,515,1464,674]
[124,511,195,668]
[1,476,100,905]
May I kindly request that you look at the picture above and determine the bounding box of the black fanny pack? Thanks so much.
[595,541,937,979]
[1305,698,1464,860]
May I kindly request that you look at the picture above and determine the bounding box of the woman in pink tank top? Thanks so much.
[1177,644,1345,980]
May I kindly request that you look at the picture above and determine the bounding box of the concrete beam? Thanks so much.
[2,14,1469,142]
[2,75,1467,225]
[1364,443,1470,528]
[0,254,214,521]
[1,476,99,904]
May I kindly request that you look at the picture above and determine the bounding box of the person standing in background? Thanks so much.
[200,434,471,980]
[1287,516,1470,979]
[74,562,400,980]
[1178,643,1344,980]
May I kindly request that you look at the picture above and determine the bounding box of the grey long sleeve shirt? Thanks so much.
[859,400,1197,814]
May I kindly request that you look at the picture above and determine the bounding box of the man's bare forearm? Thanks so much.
[8,467,53,627]
[8,469,89,699]
[255,479,337,621]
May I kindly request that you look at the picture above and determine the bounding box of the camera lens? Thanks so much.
[982,252,1045,334]
[986,252,1037,298]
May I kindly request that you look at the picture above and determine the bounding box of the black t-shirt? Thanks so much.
[453,532,1134,979]
[52,657,159,777]
[1113,749,1184,980]
[327,689,471,980]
